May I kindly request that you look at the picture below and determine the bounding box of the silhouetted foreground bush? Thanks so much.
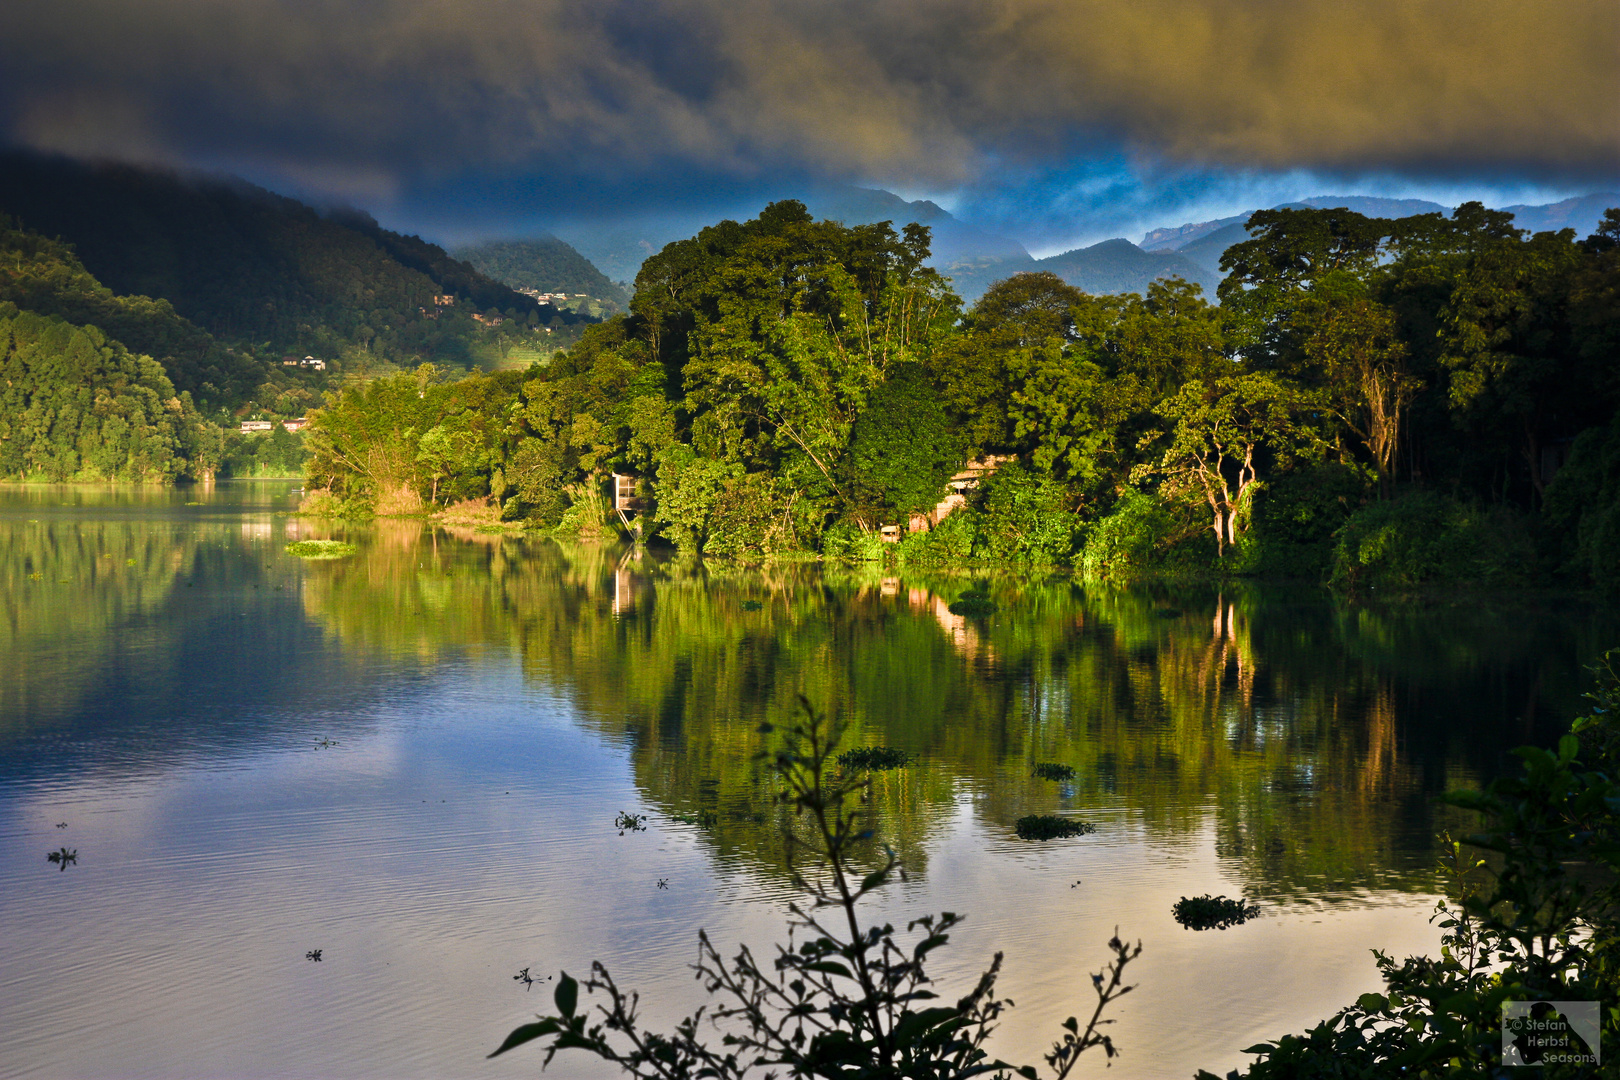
[491,701,1140,1078]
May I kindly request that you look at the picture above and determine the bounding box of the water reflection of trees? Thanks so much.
[1,488,358,760]
[2,515,191,730]
[298,529,1620,899]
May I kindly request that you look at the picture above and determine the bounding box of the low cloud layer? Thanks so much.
[3,0,1615,217]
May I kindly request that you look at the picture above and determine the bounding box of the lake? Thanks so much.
[2,482,1615,1079]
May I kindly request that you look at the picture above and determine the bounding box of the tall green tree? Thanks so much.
[1137,372,1326,556]
[843,362,964,526]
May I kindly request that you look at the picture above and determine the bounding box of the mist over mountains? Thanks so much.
[0,147,1612,326]
[1140,193,1620,278]
[553,185,1618,305]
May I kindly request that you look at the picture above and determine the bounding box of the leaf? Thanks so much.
[892,1006,961,1043]
[1356,993,1389,1012]
[554,972,578,1017]
[803,961,853,979]
[487,1019,559,1058]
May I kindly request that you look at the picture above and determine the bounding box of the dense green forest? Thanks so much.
[0,217,270,408]
[304,197,1620,590]
[0,301,220,482]
[0,152,585,392]
[0,216,323,480]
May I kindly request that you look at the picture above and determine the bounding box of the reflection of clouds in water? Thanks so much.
[5,509,1613,1078]
[0,672,792,1078]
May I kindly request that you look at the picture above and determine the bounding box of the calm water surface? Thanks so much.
[2,483,1616,1079]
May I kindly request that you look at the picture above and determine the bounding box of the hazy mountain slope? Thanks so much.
[806,187,1035,304]
[454,237,630,309]
[1298,195,1449,218]
[553,213,723,285]
[806,187,953,227]
[0,151,546,362]
[1503,193,1620,237]
[1141,213,1248,252]
[1172,222,1255,275]
[1143,193,1619,279]
[556,186,1035,303]
[1034,238,1220,297]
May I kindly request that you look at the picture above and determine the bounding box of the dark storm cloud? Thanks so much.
[2,0,1615,210]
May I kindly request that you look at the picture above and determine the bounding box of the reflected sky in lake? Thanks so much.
[2,483,1615,1079]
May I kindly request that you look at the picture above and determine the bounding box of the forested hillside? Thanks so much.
[454,237,630,312]
[0,217,263,407]
[0,151,572,371]
[304,198,1620,590]
[0,301,219,482]
[1033,238,1219,299]
[0,216,332,481]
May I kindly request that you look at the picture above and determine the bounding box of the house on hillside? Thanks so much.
[282,418,310,433]
[612,472,646,516]
[881,454,1014,541]
[300,356,326,371]
[240,420,274,434]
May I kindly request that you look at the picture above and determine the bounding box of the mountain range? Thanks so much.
[553,187,1618,306]
[1140,193,1620,277]
[0,150,613,406]
[553,186,1221,304]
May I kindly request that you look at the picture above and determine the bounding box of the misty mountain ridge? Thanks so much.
[556,185,1195,303]
[1141,192,1620,277]
[554,185,1615,309]
[0,149,601,392]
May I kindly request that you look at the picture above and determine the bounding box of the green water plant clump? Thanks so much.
[613,811,648,835]
[836,745,911,771]
[1015,815,1096,840]
[948,588,998,617]
[284,539,357,559]
[1033,762,1076,781]
[1172,894,1261,931]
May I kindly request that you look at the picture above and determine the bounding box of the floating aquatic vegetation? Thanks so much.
[614,811,648,835]
[1171,894,1260,931]
[55,822,68,829]
[1032,762,1076,781]
[46,847,77,870]
[740,600,764,611]
[514,966,541,990]
[314,737,339,749]
[947,588,998,618]
[306,949,323,962]
[656,879,669,889]
[1014,815,1095,840]
[837,746,910,771]
[285,540,358,559]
